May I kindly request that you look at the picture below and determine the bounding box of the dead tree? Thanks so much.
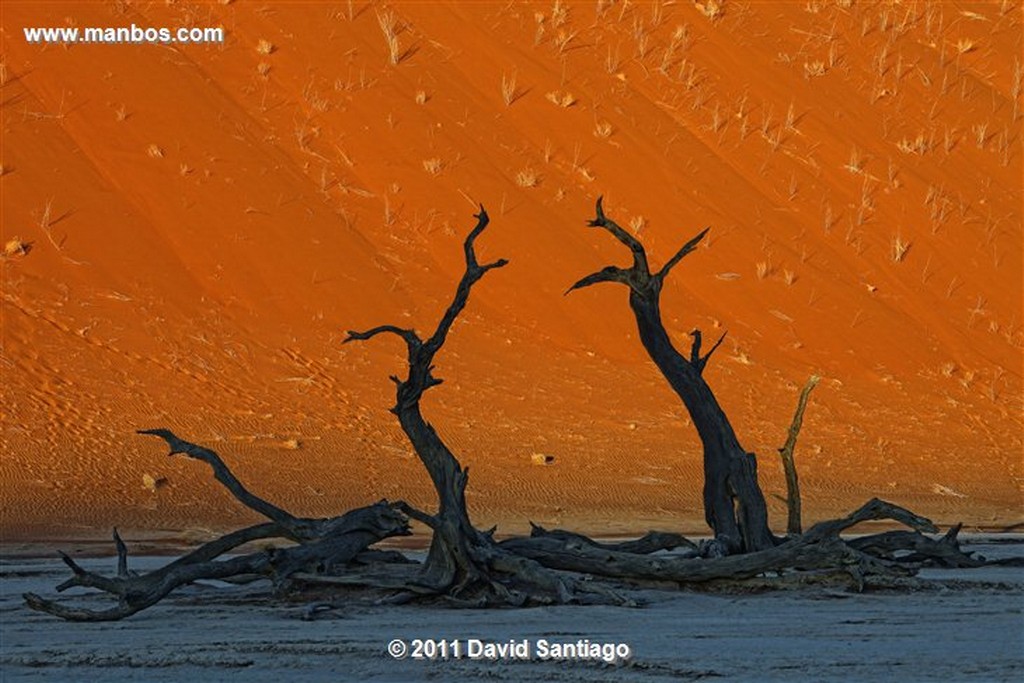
[569,197,773,555]
[345,206,608,606]
[22,205,1012,623]
[23,430,410,621]
[502,497,993,590]
[776,375,820,535]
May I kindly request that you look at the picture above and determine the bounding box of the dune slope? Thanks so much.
[1,1,1021,541]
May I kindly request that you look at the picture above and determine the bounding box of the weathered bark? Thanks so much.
[847,523,989,568]
[502,498,935,590]
[345,207,593,606]
[526,523,698,555]
[569,197,773,554]
[777,375,820,535]
[23,431,410,621]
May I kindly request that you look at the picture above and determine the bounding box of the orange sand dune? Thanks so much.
[1,1,1021,544]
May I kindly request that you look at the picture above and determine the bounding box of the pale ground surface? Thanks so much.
[1,539,1021,683]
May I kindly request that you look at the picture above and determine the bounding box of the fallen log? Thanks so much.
[527,523,698,555]
[501,499,938,591]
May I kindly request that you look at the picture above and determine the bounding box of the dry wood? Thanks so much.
[23,431,410,622]
[568,197,773,554]
[525,523,698,555]
[22,202,1018,623]
[777,375,820,535]
[503,498,929,590]
[345,207,616,606]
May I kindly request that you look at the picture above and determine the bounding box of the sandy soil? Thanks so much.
[1,2,1022,543]
[2,539,1022,682]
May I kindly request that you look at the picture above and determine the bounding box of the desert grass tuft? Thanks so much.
[501,71,519,106]
[376,10,401,65]
[515,168,539,188]
[891,233,910,263]
[3,237,31,257]
[545,91,576,108]
[422,158,443,176]
[695,0,724,21]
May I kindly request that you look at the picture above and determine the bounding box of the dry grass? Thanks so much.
[515,168,539,188]
[376,10,401,65]
[593,121,613,139]
[844,146,864,173]
[804,60,827,78]
[708,103,726,133]
[545,91,576,108]
[256,39,274,55]
[501,71,518,106]
[891,233,910,263]
[3,237,31,258]
[955,38,975,55]
[554,28,579,53]
[37,199,52,231]
[784,100,797,130]
[972,122,989,149]
[659,25,690,75]
[1012,57,1022,120]
[897,133,929,155]
[551,0,569,27]
[422,158,443,176]
[605,45,621,74]
[695,0,724,21]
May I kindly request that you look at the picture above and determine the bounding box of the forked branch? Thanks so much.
[424,206,508,356]
[587,196,650,272]
[344,206,506,410]
[688,329,727,374]
[572,196,709,298]
[655,227,709,282]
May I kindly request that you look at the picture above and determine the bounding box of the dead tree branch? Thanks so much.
[23,432,411,621]
[502,499,950,591]
[777,375,820,535]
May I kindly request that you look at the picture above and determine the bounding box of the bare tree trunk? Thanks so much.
[345,207,595,605]
[569,197,773,554]
[777,375,820,535]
